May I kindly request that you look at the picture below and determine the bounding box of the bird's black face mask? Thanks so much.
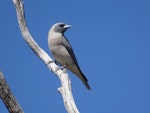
[54,23,66,34]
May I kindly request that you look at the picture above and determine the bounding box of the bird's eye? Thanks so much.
[59,24,65,27]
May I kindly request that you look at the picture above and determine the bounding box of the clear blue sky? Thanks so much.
[0,0,150,113]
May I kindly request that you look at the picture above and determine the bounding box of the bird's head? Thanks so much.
[52,23,72,34]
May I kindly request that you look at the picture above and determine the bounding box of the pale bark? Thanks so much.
[12,0,79,113]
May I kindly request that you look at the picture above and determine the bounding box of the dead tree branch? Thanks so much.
[0,71,24,113]
[12,0,79,113]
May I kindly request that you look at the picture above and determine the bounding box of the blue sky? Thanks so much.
[0,0,150,113]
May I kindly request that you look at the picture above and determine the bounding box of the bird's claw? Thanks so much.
[55,65,67,71]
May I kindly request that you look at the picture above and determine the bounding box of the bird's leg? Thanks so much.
[54,60,67,71]
[61,64,67,69]
[55,64,67,71]
[47,60,59,65]
[54,60,59,65]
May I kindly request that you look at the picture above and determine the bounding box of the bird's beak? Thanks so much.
[64,24,72,29]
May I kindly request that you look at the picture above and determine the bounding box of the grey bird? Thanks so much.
[48,23,91,90]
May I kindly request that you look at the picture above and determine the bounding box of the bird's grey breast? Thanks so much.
[48,33,63,54]
[48,33,73,66]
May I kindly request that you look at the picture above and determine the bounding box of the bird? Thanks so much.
[48,22,91,90]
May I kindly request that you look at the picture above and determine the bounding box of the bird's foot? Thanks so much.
[47,60,59,65]
[55,65,67,71]
[54,60,59,65]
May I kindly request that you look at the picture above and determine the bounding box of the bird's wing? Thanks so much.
[62,36,80,67]
[62,36,89,85]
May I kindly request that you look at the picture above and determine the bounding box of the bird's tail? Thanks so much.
[69,65,91,90]
[79,71,91,90]
[68,65,91,90]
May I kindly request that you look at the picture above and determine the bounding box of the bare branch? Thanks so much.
[0,71,24,113]
[12,0,80,113]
